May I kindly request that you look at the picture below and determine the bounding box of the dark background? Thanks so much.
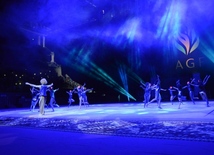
[0,0,214,107]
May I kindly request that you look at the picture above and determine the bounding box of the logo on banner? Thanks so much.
[175,31,204,69]
[175,31,199,55]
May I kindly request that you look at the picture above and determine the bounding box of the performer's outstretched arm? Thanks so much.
[203,75,210,85]
[26,82,40,88]
[140,81,146,86]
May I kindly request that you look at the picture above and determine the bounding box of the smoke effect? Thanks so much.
[0,0,214,78]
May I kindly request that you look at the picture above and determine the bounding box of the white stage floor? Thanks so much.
[0,101,214,121]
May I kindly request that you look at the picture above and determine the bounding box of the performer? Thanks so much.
[192,75,210,107]
[168,86,176,105]
[149,85,166,109]
[81,87,93,106]
[26,78,53,115]
[149,75,166,109]
[67,90,75,107]
[182,79,195,104]
[140,81,152,108]
[173,79,184,109]
[75,83,86,108]
[29,87,40,111]
[48,87,59,112]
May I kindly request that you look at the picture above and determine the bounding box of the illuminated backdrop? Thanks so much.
[0,0,214,101]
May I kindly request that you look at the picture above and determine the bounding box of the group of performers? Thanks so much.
[140,75,166,109]
[66,83,93,108]
[29,85,60,112]
[25,74,211,115]
[26,78,93,115]
[140,75,211,109]
[26,78,53,115]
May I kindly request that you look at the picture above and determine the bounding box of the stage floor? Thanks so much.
[1,101,214,155]
[0,101,214,121]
